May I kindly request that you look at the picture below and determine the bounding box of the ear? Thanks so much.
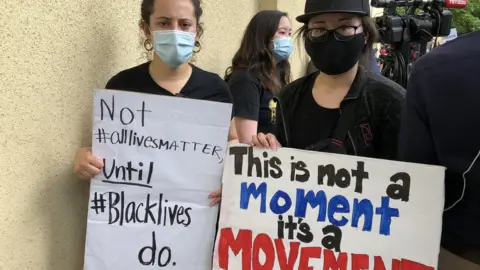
[142,21,152,42]
[269,39,275,51]
[364,32,369,45]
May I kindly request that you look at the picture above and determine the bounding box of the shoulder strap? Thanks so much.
[363,91,377,132]
[329,100,360,153]
[305,99,360,154]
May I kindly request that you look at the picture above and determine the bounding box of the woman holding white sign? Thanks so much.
[253,0,406,160]
[73,0,237,206]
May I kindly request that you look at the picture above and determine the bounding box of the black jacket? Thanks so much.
[399,31,480,255]
[274,68,406,160]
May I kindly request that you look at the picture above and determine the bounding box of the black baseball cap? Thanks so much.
[296,0,371,23]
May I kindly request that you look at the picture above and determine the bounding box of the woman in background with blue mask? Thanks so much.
[225,10,293,144]
[73,0,235,206]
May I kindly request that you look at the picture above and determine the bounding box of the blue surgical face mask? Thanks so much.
[272,37,293,61]
[152,30,196,68]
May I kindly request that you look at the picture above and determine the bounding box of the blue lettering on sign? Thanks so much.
[328,195,350,226]
[295,189,327,221]
[352,199,374,232]
[239,181,400,236]
[375,196,400,236]
[269,190,292,215]
[239,182,267,213]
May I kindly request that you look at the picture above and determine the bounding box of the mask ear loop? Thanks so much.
[444,149,480,212]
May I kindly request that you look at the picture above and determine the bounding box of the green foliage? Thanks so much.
[395,7,422,15]
[449,0,480,34]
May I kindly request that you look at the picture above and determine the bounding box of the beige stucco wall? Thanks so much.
[0,0,312,269]
[0,1,257,269]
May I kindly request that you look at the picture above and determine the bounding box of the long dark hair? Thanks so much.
[296,16,379,70]
[225,10,292,93]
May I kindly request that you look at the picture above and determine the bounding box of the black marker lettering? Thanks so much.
[104,192,192,227]
[102,159,154,187]
[120,107,134,125]
[202,144,212,155]
[136,101,151,127]
[247,147,262,177]
[387,172,411,202]
[296,218,313,243]
[269,156,282,179]
[138,231,175,267]
[352,161,369,193]
[100,96,115,121]
[322,225,342,252]
[229,146,248,175]
[290,156,310,182]
[317,162,368,194]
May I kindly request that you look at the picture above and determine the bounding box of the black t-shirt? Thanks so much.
[227,69,276,134]
[105,62,233,104]
[290,72,340,149]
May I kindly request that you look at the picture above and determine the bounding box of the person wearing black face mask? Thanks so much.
[252,0,405,161]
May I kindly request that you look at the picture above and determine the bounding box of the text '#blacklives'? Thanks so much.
[90,191,192,227]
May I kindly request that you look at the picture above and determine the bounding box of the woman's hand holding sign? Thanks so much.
[209,187,222,206]
[74,147,222,206]
[252,133,282,150]
[74,147,104,180]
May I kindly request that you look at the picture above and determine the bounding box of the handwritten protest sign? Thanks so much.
[84,89,232,270]
[214,145,445,269]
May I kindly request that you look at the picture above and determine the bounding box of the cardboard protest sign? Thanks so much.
[214,145,445,269]
[84,89,232,270]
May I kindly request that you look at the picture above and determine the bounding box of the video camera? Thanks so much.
[371,0,467,87]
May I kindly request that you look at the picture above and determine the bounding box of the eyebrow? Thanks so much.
[155,16,171,20]
[154,16,192,21]
[311,16,355,24]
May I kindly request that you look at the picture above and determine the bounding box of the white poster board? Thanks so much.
[214,145,445,270]
[84,89,232,270]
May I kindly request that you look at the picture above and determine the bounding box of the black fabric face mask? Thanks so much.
[306,33,366,75]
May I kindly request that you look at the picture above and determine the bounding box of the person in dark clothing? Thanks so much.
[252,0,405,160]
[398,31,480,267]
[225,10,293,144]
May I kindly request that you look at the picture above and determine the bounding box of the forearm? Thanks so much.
[227,119,239,143]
